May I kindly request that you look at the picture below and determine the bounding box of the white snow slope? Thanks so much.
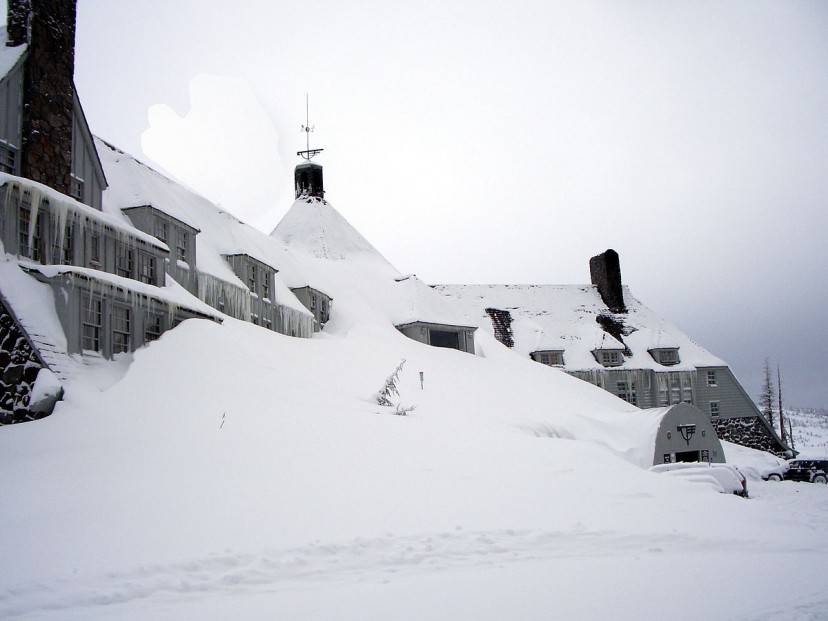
[1,198,827,620]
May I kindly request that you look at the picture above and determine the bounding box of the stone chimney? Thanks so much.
[589,249,626,313]
[6,0,31,47]
[17,0,77,196]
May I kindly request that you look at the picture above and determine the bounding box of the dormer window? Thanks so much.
[651,348,680,366]
[596,350,624,367]
[534,350,565,366]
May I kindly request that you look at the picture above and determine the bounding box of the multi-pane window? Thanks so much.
[670,373,681,404]
[0,142,16,173]
[617,381,637,405]
[145,312,163,342]
[311,294,317,310]
[89,227,102,267]
[18,204,42,261]
[154,220,169,243]
[656,349,679,365]
[709,401,720,417]
[599,350,622,367]
[262,273,270,299]
[707,370,717,387]
[82,295,103,352]
[248,264,257,292]
[112,306,131,354]
[116,247,135,278]
[681,374,693,403]
[657,374,669,406]
[50,224,74,265]
[176,230,188,262]
[139,254,156,284]
[69,175,84,202]
[540,353,550,365]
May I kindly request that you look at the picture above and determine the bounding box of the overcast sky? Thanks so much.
[14,1,828,406]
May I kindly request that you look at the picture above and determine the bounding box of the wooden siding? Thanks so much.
[70,90,106,210]
[0,56,24,173]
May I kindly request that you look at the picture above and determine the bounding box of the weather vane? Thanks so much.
[298,93,324,161]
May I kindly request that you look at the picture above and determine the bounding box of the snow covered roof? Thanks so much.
[95,138,311,317]
[27,264,224,321]
[271,197,472,329]
[433,284,725,371]
[0,27,26,82]
[0,173,169,253]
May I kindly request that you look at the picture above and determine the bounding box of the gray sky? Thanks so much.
[16,1,828,406]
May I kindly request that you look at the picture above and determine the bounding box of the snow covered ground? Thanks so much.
[788,407,828,456]
[1,315,827,620]
[2,167,826,619]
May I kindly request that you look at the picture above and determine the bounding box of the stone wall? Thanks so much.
[0,297,50,425]
[19,0,77,196]
[712,416,787,457]
[485,308,514,348]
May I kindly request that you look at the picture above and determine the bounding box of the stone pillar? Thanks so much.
[19,0,77,196]
[6,0,31,47]
[589,249,626,313]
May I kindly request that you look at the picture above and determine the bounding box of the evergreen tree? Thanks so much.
[759,358,776,431]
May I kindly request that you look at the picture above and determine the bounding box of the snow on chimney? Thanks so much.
[18,0,77,196]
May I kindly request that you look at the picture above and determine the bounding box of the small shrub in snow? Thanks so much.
[376,359,416,415]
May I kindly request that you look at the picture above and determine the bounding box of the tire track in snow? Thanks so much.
[0,528,817,619]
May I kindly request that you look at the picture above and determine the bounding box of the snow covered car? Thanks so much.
[761,461,790,482]
[650,462,748,497]
[784,459,828,484]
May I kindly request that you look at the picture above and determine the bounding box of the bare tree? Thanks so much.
[777,365,787,445]
[759,358,776,432]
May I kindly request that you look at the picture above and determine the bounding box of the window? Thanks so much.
[262,274,270,299]
[82,295,103,352]
[657,374,669,406]
[139,253,156,284]
[69,175,84,202]
[617,381,637,405]
[654,349,679,366]
[670,373,681,404]
[540,353,550,365]
[112,306,131,354]
[681,374,693,403]
[264,317,273,330]
[599,350,622,367]
[701,450,710,463]
[311,294,317,310]
[51,224,73,265]
[145,312,163,342]
[154,220,168,243]
[248,264,257,292]
[251,313,259,326]
[117,246,135,278]
[89,228,102,267]
[707,370,717,387]
[709,401,720,417]
[18,203,42,261]
[176,229,188,262]
[663,454,672,464]
[0,142,16,173]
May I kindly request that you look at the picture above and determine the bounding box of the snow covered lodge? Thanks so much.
[435,250,790,456]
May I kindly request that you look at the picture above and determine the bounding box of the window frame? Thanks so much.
[0,141,16,173]
[111,304,132,354]
[707,370,718,387]
[81,294,103,353]
[709,401,720,417]
[144,311,163,343]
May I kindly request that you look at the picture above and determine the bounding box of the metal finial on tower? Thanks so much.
[298,93,324,161]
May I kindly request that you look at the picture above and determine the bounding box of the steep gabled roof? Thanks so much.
[433,284,725,371]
